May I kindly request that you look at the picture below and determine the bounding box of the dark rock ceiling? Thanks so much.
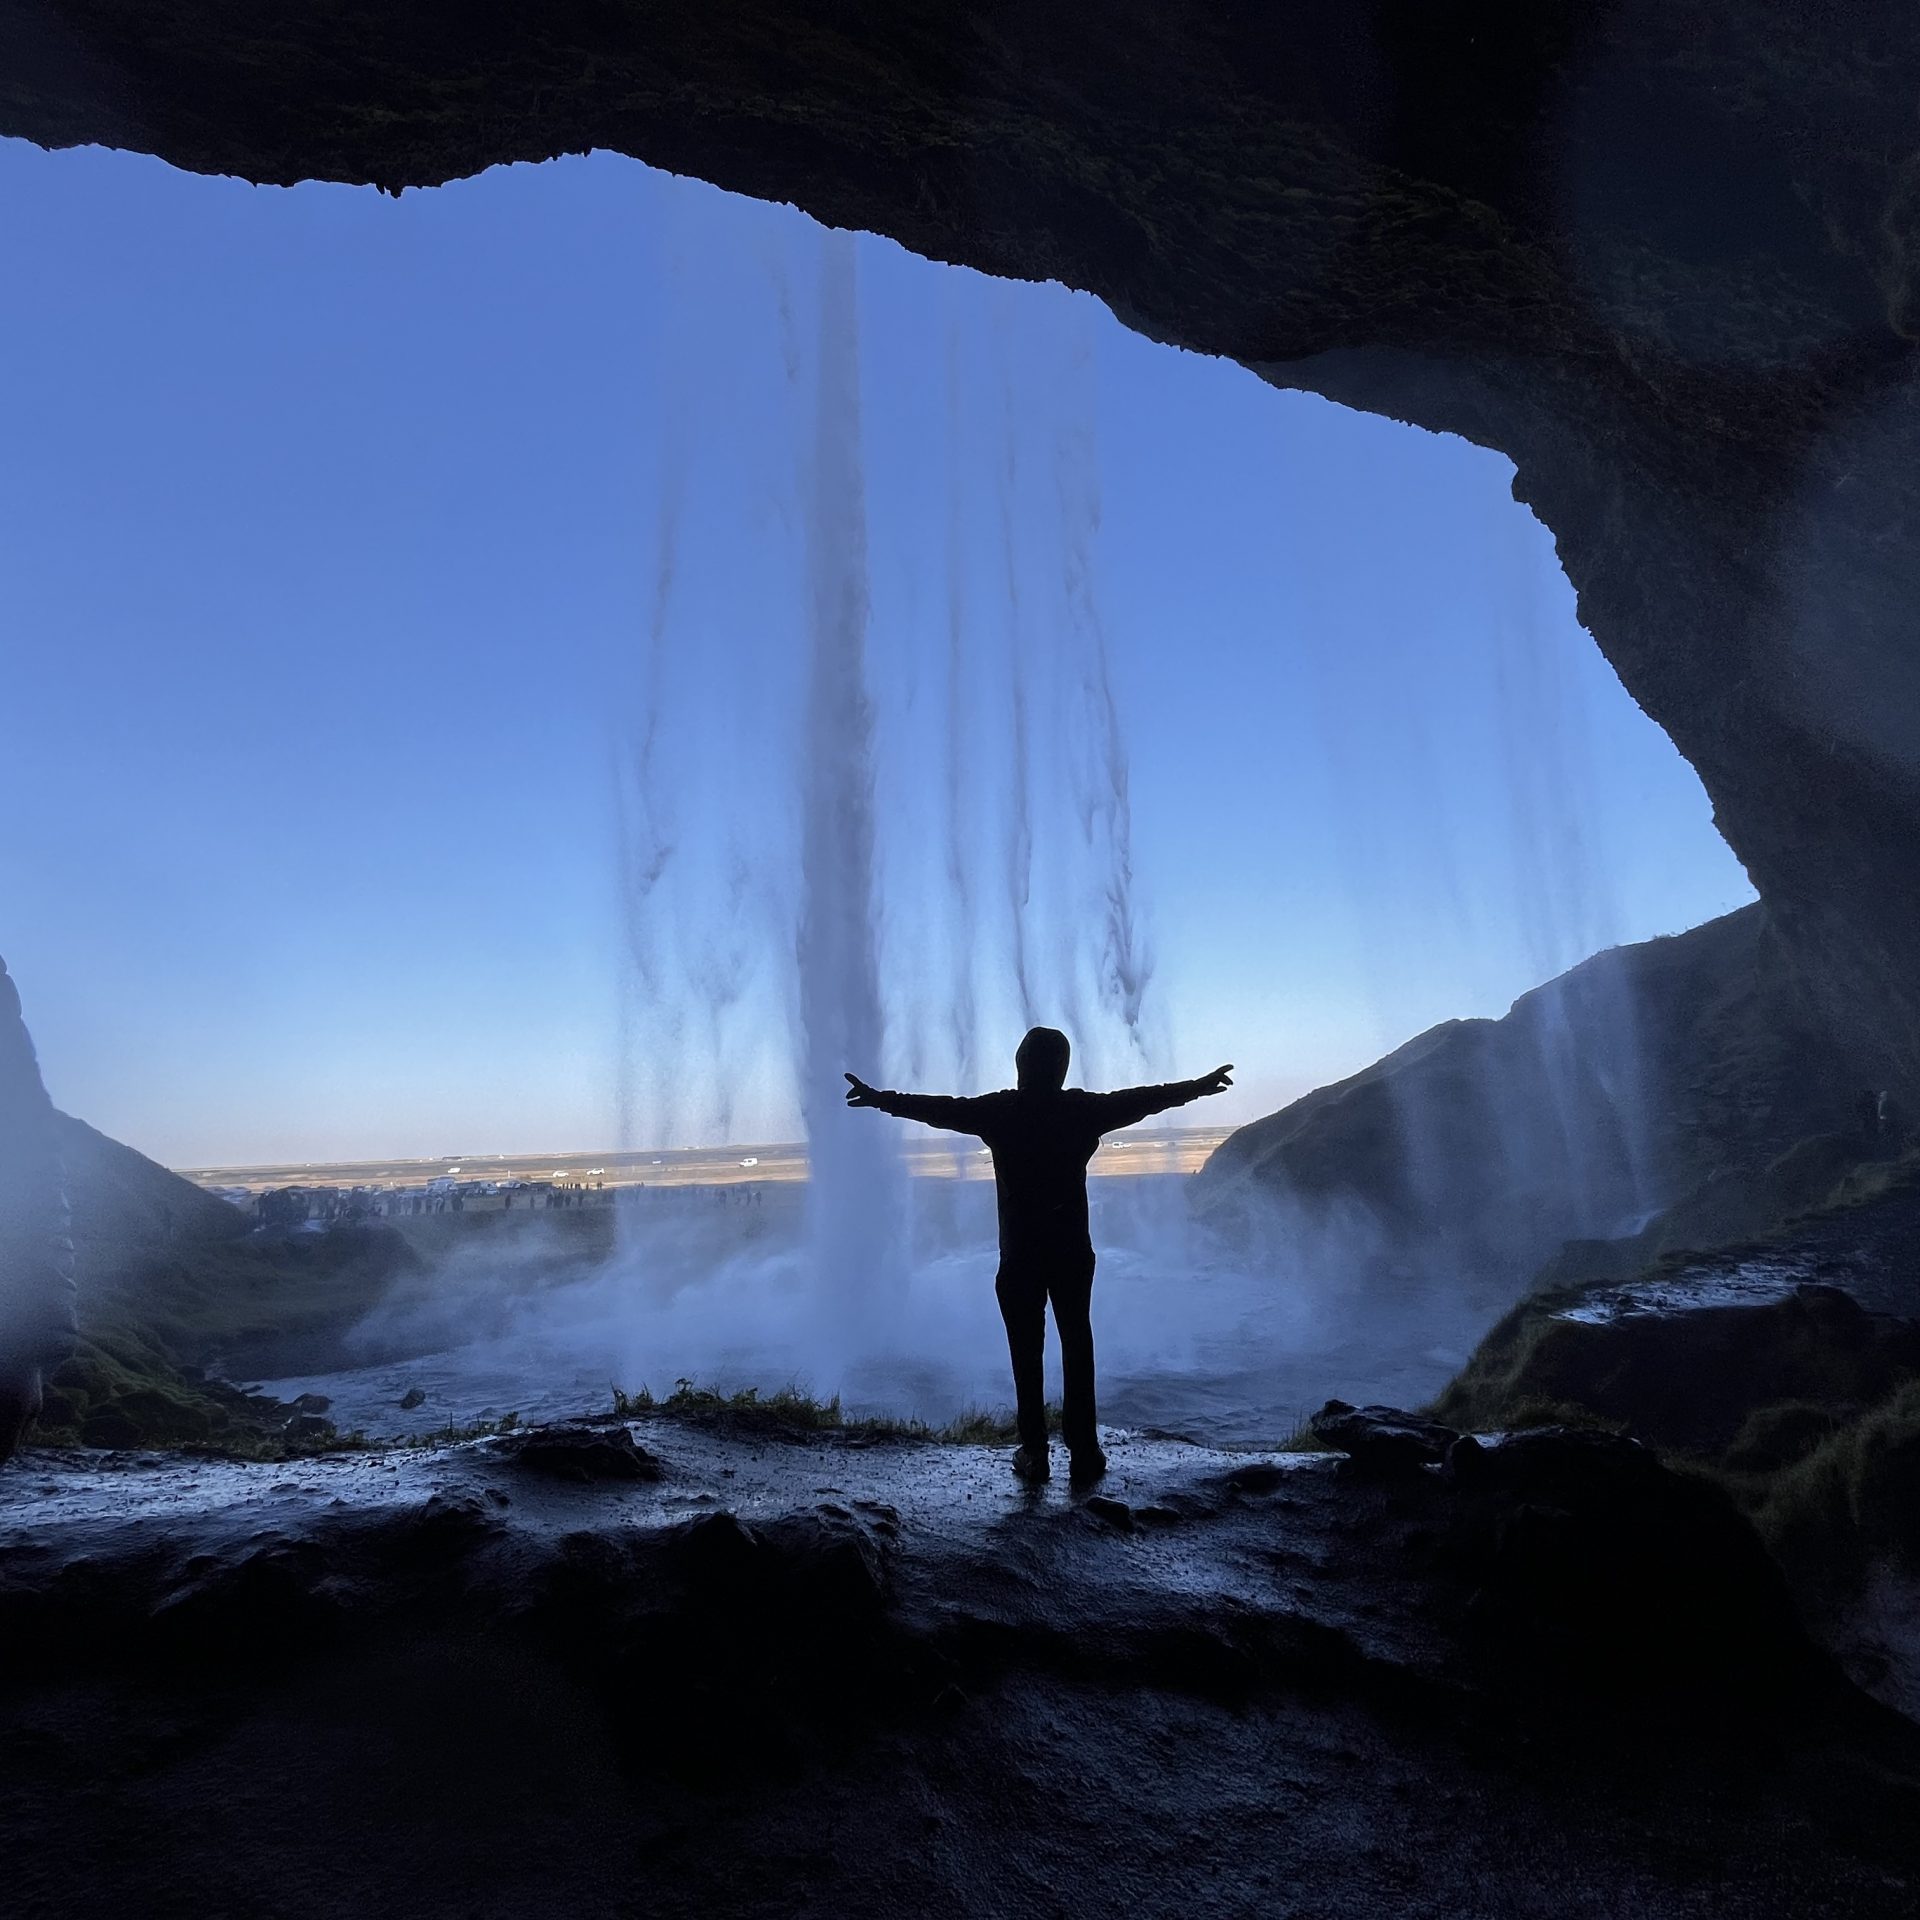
[6,2,1920,1084]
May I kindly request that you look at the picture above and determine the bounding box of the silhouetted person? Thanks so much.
[847,1027,1232,1485]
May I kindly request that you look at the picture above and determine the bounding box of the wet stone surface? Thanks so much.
[1554,1181,1920,1328]
[1,1415,1918,1918]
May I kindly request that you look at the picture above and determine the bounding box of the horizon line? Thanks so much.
[178,1120,1238,1182]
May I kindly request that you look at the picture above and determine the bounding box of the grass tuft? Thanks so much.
[1740,1381,1920,1605]
[608,1379,1056,1444]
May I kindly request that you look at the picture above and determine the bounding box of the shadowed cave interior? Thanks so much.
[5,8,1920,1918]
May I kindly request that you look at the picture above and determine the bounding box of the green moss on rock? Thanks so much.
[1751,1382,1920,1602]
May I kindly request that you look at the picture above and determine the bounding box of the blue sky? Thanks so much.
[0,141,1754,1167]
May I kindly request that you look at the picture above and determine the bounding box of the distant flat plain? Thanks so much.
[182,1125,1234,1194]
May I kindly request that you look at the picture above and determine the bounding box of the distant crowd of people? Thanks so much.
[504,1181,603,1211]
[634,1182,766,1209]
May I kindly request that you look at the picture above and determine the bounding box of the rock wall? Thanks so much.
[5,4,1920,1078]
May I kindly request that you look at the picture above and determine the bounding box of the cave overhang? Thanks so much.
[6,1,1919,1081]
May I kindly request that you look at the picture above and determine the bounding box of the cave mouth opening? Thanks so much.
[2,141,1755,1441]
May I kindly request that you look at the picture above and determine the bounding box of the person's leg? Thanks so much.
[994,1263,1049,1454]
[1049,1254,1101,1467]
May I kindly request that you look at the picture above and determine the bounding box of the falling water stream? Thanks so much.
[796,232,906,1343]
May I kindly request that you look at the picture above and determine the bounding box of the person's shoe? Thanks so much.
[1011,1442,1051,1484]
[1068,1446,1109,1488]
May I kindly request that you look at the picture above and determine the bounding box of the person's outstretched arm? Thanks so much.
[1090,1065,1234,1134]
[845,1073,992,1138]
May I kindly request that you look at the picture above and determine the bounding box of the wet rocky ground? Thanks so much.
[3,1411,1918,1918]
[1554,1175,1920,1328]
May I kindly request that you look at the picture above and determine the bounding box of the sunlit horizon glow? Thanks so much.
[175,1125,1234,1188]
[0,141,1755,1170]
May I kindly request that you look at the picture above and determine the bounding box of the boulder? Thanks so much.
[1292,1405,1829,1704]
[1442,1425,1825,1704]
[1310,1400,1458,1474]
[1082,1494,1137,1532]
[503,1423,664,1484]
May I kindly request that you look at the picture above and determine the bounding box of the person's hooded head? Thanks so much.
[1015,1026,1071,1092]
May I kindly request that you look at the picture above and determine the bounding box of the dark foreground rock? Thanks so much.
[1311,1400,1460,1472]
[1428,1175,1920,1734]
[1313,1409,1822,1704]
[1438,1171,1920,1455]
[2,1417,1918,1919]
[502,1422,664,1483]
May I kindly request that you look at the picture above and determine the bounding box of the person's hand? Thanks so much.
[844,1072,882,1108]
[1198,1064,1234,1096]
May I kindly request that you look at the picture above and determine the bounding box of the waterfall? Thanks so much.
[796,231,905,1331]
[602,235,1162,1402]
[612,443,684,1150]
[994,372,1041,1034]
[1053,317,1153,1063]
[942,321,981,1089]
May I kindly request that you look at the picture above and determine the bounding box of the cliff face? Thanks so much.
[5,4,1920,1080]
[53,1113,246,1254]
[1195,905,1874,1290]
[0,957,75,1405]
